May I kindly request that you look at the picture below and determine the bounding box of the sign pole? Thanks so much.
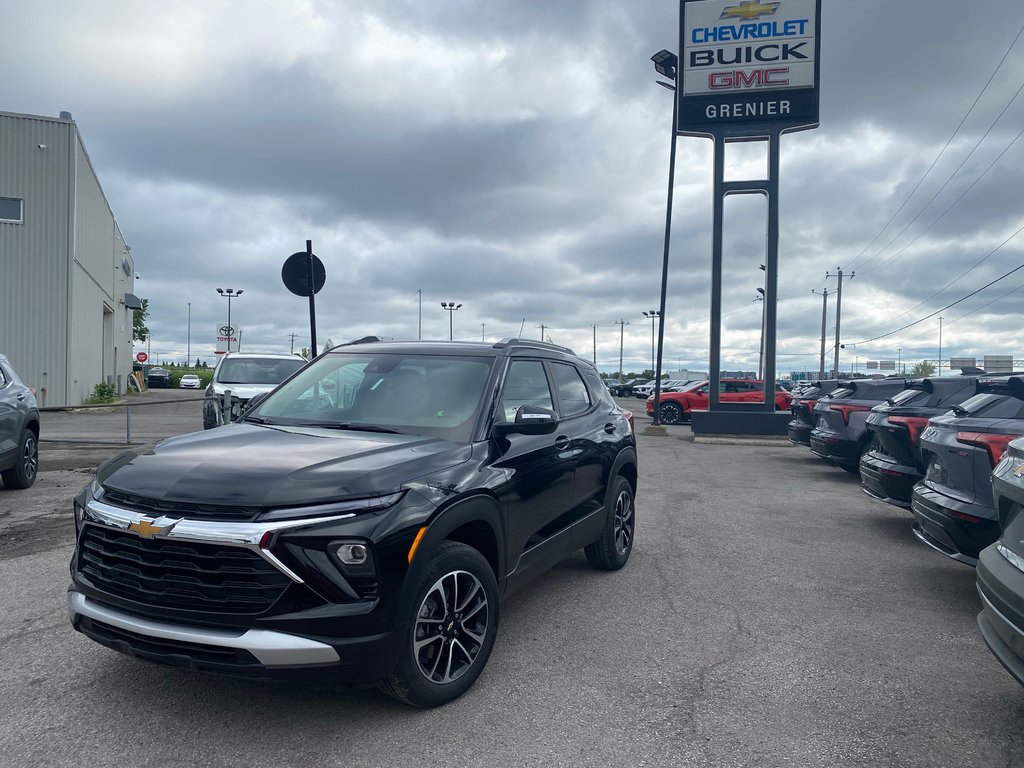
[306,239,318,358]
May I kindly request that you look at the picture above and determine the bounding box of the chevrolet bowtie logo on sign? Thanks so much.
[721,1,780,20]
[128,519,176,538]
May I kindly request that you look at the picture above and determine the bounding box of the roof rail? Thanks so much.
[492,337,576,355]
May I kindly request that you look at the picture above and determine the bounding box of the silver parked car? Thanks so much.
[0,354,40,489]
[203,353,307,429]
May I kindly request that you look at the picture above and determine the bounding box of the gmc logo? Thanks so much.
[709,67,789,89]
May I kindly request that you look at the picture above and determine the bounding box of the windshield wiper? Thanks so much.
[241,415,279,425]
[314,423,404,434]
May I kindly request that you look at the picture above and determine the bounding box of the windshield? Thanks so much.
[216,357,305,385]
[255,352,494,441]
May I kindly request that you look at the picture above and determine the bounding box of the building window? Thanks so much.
[0,197,23,223]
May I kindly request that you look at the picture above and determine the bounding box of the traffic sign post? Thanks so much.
[282,241,326,359]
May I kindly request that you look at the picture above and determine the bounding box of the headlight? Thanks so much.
[257,491,405,522]
[73,479,102,533]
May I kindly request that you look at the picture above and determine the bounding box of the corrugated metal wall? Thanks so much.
[0,111,136,406]
[0,113,71,406]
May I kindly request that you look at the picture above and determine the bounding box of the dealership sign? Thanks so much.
[678,0,820,137]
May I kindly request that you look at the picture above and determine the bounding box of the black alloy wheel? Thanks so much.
[659,401,683,425]
[585,475,635,570]
[1,428,38,490]
[381,541,499,708]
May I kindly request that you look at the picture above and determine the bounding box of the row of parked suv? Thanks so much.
[788,373,1024,687]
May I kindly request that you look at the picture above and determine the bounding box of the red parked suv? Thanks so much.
[646,379,792,425]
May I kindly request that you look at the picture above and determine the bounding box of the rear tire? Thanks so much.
[381,541,499,708]
[585,476,635,571]
[659,402,683,425]
[1,427,38,490]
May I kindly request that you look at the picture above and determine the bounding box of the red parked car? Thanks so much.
[646,379,792,425]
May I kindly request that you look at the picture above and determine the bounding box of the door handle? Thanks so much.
[604,423,616,434]
[16,394,25,400]
[554,435,571,450]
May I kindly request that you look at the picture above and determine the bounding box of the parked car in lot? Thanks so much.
[0,354,40,490]
[808,378,909,473]
[68,338,637,707]
[976,435,1024,687]
[203,352,307,429]
[146,367,171,388]
[646,379,792,424]
[860,376,979,508]
[787,379,841,446]
[911,376,1024,566]
[179,373,201,389]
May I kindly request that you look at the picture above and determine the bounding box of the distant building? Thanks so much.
[0,110,139,406]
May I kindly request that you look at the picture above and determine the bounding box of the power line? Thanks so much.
[847,20,1024,271]
[852,260,1024,344]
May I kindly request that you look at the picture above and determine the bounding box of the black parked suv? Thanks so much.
[809,379,909,473]
[68,339,638,707]
[787,379,840,446]
[912,376,1024,566]
[976,435,1024,687]
[860,376,979,508]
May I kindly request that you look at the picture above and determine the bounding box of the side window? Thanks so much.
[0,367,7,387]
[500,360,554,421]
[550,362,592,418]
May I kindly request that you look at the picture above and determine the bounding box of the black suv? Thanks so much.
[860,376,979,508]
[68,339,638,707]
[787,379,840,446]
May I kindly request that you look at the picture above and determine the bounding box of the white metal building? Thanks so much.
[0,110,139,406]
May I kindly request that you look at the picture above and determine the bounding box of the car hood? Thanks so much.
[209,382,276,400]
[97,423,473,508]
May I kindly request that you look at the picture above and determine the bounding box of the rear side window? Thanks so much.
[933,382,976,407]
[959,393,1024,419]
[549,362,592,418]
[889,388,927,406]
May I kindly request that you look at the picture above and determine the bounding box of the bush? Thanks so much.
[84,381,118,404]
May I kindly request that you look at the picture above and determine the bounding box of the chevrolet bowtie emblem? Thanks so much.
[1014,463,1024,478]
[721,1,781,20]
[128,518,175,538]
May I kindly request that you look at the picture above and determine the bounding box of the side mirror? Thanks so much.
[243,392,270,414]
[493,404,560,436]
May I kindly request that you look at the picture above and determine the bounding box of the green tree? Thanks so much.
[910,360,935,378]
[133,298,150,342]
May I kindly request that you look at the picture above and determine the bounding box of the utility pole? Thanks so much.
[417,289,423,340]
[481,323,485,342]
[289,333,297,354]
[614,319,629,381]
[898,347,902,376]
[938,316,943,375]
[590,323,599,366]
[812,288,828,379]
[538,323,546,342]
[826,269,853,377]
[186,302,191,366]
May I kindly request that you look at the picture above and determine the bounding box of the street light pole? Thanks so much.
[649,49,679,428]
[642,310,660,375]
[187,301,191,366]
[938,316,943,374]
[755,289,766,380]
[216,288,243,353]
[418,289,423,340]
[441,302,462,340]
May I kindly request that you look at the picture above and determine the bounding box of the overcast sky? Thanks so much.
[3,0,1024,376]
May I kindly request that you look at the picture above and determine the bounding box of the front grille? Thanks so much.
[102,489,260,521]
[78,525,291,614]
[77,616,262,671]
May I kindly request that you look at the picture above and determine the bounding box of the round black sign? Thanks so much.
[282,252,326,297]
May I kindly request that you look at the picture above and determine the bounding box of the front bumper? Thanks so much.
[977,544,1024,687]
[860,451,919,508]
[910,484,999,565]
[68,588,404,683]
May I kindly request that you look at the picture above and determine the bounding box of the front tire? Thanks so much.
[1,427,38,490]
[381,541,499,708]
[585,476,635,571]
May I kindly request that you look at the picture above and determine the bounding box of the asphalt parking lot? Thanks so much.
[1,394,1022,767]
